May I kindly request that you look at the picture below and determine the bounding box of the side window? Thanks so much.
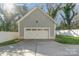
[38,29,42,31]
[32,29,37,31]
[26,29,31,31]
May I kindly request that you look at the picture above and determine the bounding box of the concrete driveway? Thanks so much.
[0,40,79,56]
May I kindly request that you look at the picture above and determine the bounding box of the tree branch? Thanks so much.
[71,10,77,20]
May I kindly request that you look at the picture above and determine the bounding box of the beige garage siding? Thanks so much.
[18,8,56,39]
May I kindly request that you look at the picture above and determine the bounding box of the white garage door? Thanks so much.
[24,27,50,39]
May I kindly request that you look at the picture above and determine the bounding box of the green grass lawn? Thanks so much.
[56,35,79,44]
[0,39,21,47]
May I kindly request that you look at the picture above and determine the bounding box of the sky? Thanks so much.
[25,3,79,25]
[26,3,79,12]
[25,3,62,25]
[1,3,79,25]
[26,3,48,12]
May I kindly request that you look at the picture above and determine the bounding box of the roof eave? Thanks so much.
[17,7,56,24]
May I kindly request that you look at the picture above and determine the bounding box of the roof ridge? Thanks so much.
[17,7,56,24]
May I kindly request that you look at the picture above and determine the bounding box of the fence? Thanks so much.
[0,32,18,43]
[0,30,79,43]
[56,29,79,37]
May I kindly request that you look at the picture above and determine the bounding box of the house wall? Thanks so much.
[18,9,56,39]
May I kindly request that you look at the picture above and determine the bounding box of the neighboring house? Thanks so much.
[17,7,56,39]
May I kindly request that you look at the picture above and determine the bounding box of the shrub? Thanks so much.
[56,35,79,44]
[0,39,21,46]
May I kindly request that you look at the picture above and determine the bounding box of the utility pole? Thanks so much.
[35,20,38,56]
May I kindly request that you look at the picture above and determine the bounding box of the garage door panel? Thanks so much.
[36,31,48,39]
[24,31,38,39]
[24,28,49,39]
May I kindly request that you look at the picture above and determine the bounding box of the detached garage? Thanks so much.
[17,7,56,39]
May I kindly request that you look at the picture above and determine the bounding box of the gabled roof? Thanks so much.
[17,7,56,24]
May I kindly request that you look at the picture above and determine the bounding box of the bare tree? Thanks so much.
[0,3,28,31]
[60,3,77,29]
[46,3,62,19]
